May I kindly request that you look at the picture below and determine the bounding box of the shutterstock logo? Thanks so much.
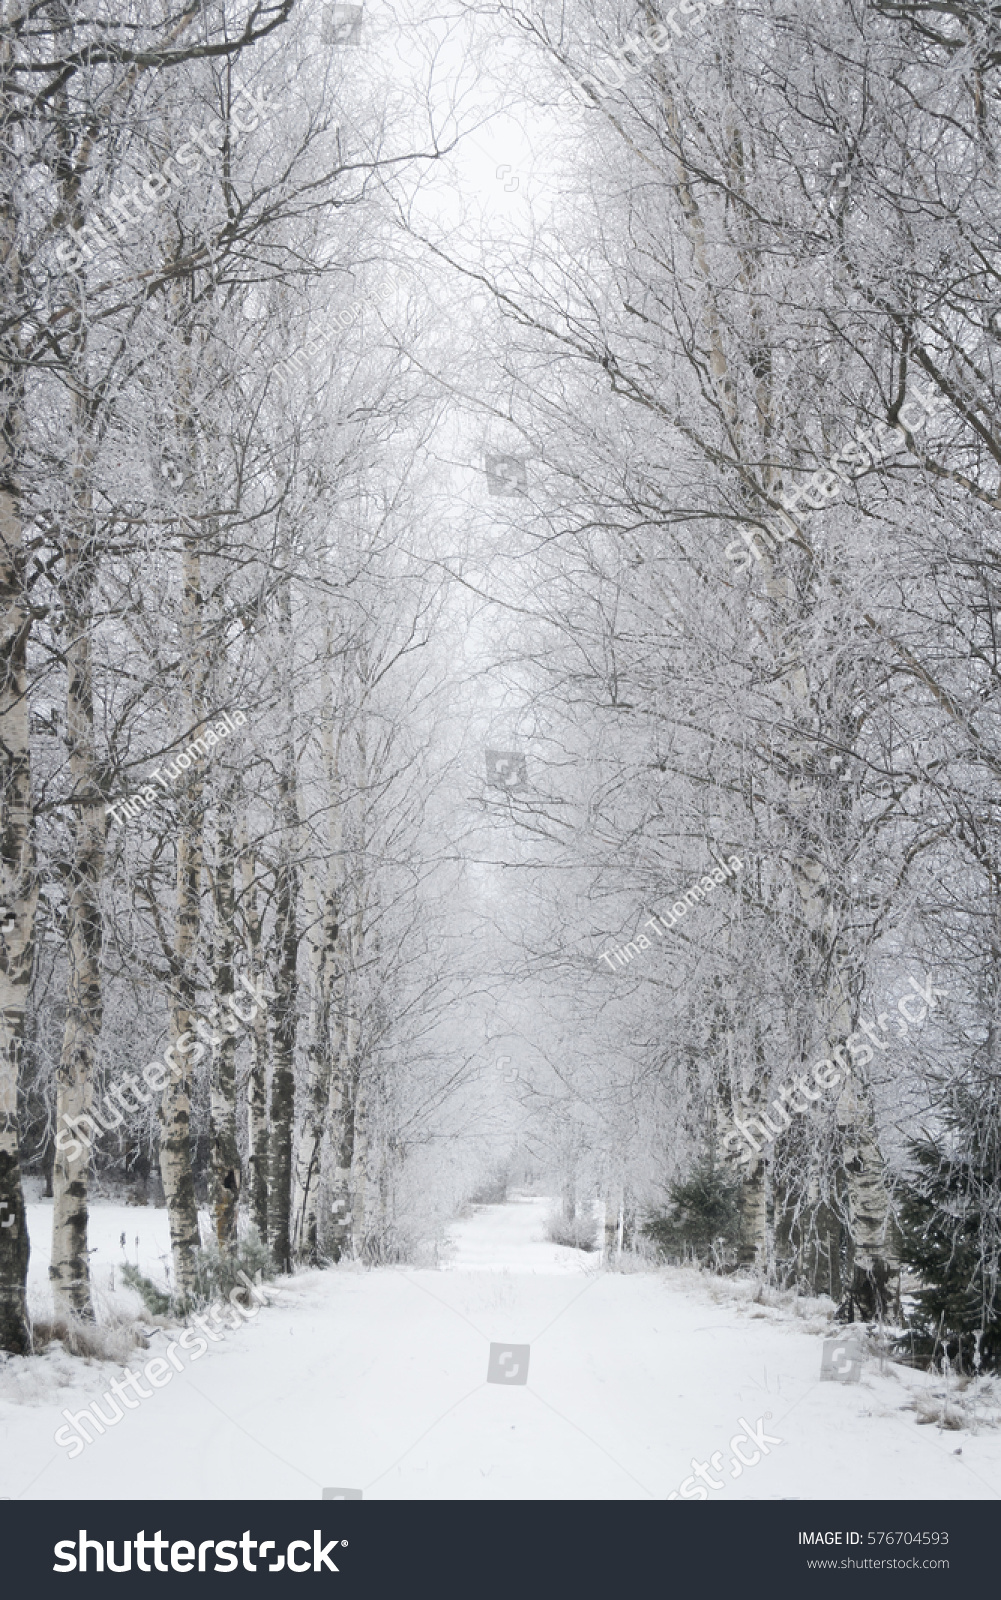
[487,1342,530,1384]
[820,1338,863,1383]
[53,1530,344,1573]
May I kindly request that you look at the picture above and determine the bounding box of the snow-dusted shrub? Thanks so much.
[30,1312,148,1362]
[468,1165,510,1204]
[546,1206,599,1251]
[900,1372,1001,1432]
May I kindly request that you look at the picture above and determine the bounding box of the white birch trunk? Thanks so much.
[209,804,240,1248]
[158,405,206,1300]
[267,561,300,1273]
[50,451,106,1318]
[239,827,269,1240]
[292,600,341,1261]
[0,122,34,1350]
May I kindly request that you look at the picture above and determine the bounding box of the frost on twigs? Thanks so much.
[900,1375,1001,1433]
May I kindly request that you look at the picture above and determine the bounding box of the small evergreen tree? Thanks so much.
[643,1156,742,1269]
[120,1227,276,1320]
[119,1263,172,1318]
[187,1226,276,1311]
[895,1082,1001,1372]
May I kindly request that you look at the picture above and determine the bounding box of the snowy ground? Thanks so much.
[1,1192,999,1500]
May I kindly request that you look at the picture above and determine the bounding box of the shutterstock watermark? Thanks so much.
[722,973,948,1165]
[557,0,725,120]
[487,1342,530,1384]
[821,1337,863,1383]
[53,1272,274,1459]
[667,1413,782,1499]
[54,972,274,1163]
[725,384,945,571]
[495,1055,519,1084]
[55,89,269,273]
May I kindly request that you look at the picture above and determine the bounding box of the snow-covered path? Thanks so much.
[2,1194,1000,1500]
